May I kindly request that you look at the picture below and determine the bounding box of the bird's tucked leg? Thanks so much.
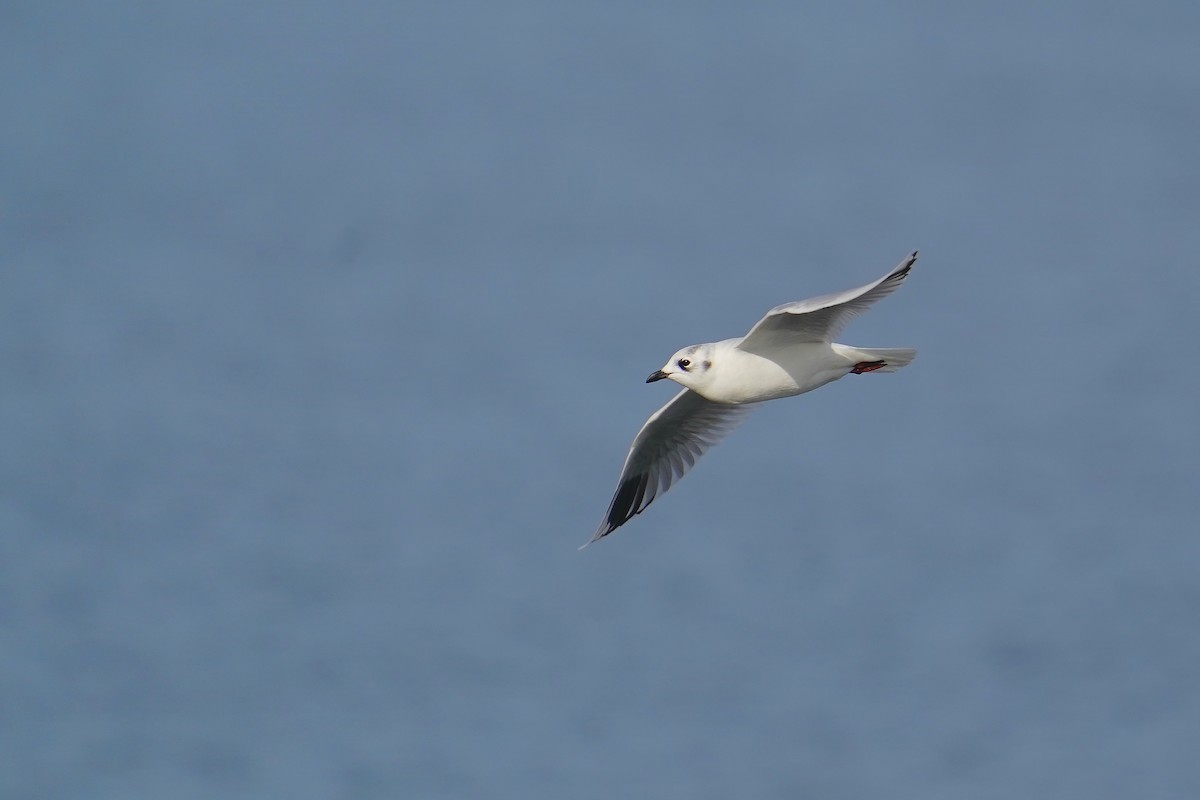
[850,360,887,374]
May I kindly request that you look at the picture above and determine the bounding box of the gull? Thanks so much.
[584,251,919,547]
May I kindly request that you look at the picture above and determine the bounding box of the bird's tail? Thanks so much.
[837,346,917,372]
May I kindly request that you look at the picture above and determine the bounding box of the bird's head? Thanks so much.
[646,344,717,391]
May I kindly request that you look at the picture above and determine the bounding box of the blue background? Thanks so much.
[4,2,1199,797]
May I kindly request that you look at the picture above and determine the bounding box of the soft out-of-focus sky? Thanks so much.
[3,2,1198,798]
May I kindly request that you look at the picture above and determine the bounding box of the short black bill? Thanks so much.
[646,369,669,383]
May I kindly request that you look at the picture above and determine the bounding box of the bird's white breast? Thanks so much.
[702,344,847,404]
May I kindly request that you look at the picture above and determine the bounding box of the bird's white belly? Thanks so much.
[702,345,847,404]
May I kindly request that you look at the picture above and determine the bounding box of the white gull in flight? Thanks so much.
[585,251,919,547]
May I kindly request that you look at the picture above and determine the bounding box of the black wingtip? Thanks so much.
[608,475,643,529]
[893,250,918,280]
[582,474,646,548]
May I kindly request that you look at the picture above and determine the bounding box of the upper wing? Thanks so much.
[736,251,917,354]
[584,389,753,546]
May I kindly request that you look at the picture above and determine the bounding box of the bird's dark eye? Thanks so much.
[678,358,691,369]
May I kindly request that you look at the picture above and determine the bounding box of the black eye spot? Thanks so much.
[677,358,691,369]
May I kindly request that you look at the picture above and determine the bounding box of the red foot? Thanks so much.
[850,360,887,374]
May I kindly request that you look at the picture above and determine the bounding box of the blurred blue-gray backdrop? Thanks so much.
[3,2,1198,798]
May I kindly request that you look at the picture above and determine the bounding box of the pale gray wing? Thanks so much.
[736,251,917,354]
[584,389,753,546]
